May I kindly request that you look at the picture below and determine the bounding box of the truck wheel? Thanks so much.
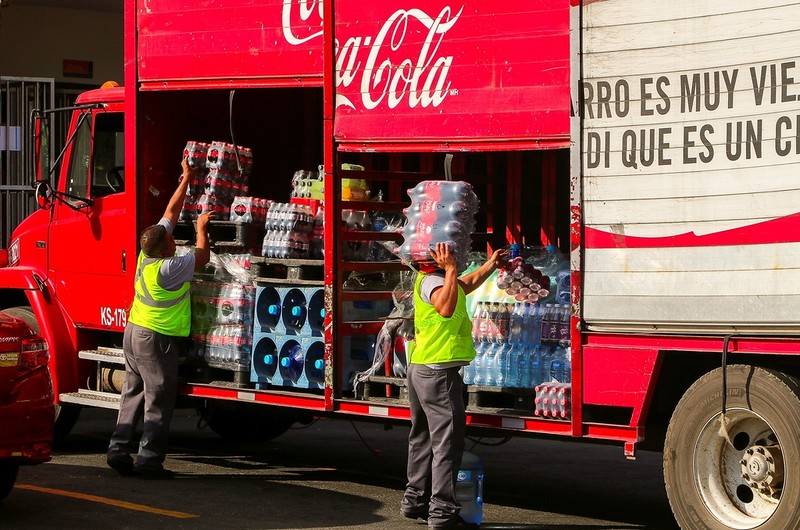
[4,306,81,443]
[664,365,800,529]
[0,464,19,501]
[205,402,298,441]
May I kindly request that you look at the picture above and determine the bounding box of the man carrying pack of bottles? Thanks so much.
[402,242,506,529]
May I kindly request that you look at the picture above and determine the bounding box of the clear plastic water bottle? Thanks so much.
[517,344,531,388]
[495,342,512,388]
[456,452,484,525]
[508,302,524,344]
[540,345,554,383]
[463,345,476,385]
[550,344,567,383]
[530,303,544,346]
[471,302,484,342]
[497,303,510,343]
[472,341,485,386]
[478,303,491,342]
[506,342,524,388]
[530,345,547,387]
[484,342,498,386]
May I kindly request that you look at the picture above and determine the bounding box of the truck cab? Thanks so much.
[1,82,128,437]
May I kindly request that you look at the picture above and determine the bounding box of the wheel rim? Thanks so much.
[695,408,783,528]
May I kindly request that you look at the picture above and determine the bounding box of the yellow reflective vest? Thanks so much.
[408,272,475,365]
[128,252,191,337]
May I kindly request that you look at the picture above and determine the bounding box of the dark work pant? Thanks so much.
[107,322,180,470]
[402,363,466,526]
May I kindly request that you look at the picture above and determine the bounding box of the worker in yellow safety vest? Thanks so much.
[107,158,212,479]
[402,242,506,529]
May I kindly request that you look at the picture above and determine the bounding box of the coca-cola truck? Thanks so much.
[1,0,799,528]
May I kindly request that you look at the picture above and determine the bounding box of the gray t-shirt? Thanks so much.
[417,272,469,370]
[155,218,196,290]
[420,273,446,304]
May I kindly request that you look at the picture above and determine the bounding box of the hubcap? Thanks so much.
[740,444,783,499]
[694,409,782,528]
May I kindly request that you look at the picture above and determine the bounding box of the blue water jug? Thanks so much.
[456,451,484,525]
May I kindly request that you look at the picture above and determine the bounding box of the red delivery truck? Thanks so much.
[1,1,799,528]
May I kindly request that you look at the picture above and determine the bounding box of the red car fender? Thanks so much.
[0,267,80,402]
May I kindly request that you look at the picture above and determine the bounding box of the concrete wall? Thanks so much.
[0,4,122,85]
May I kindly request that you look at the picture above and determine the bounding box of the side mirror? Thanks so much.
[36,181,53,210]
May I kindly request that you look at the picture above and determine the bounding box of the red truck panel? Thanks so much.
[136,0,323,84]
[332,0,570,149]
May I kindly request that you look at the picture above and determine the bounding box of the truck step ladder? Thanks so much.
[60,389,121,409]
[78,346,125,365]
[59,347,126,410]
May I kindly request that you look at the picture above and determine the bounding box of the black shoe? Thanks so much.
[428,515,479,529]
[135,467,175,480]
[107,456,137,477]
[402,507,429,522]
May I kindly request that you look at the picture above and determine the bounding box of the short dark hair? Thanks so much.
[140,225,167,257]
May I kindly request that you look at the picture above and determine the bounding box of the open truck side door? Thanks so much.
[45,105,132,331]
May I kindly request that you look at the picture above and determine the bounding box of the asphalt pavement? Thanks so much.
[1,408,680,529]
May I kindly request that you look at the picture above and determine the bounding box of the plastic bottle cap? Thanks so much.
[269,304,279,315]
[314,359,324,370]
[292,306,303,317]
[264,354,274,364]
[281,357,290,367]
[320,309,325,318]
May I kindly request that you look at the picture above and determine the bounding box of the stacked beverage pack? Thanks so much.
[291,168,324,201]
[230,197,270,224]
[180,140,254,220]
[396,181,479,272]
[189,271,256,367]
[261,202,315,259]
[464,298,572,402]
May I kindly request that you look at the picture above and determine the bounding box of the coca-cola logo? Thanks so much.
[336,7,462,111]
[421,200,440,214]
[282,1,463,111]
[282,0,323,45]
[234,204,247,216]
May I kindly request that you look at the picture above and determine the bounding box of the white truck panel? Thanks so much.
[581,1,800,332]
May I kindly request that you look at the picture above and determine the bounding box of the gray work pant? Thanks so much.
[107,322,180,470]
[402,363,466,526]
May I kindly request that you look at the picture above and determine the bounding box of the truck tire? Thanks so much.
[4,306,81,444]
[664,365,800,529]
[205,402,298,441]
[0,464,18,501]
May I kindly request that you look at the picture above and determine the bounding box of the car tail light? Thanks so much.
[18,337,49,376]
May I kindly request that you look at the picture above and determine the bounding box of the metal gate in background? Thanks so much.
[0,77,54,248]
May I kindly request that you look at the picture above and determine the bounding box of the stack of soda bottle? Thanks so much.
[290,168,324,201]
[230,197,271,224]
[396,181,479,272]
[261,202,316,259]
[189,273,256,367]
[179,140,254,220]
[463,296,572,418]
